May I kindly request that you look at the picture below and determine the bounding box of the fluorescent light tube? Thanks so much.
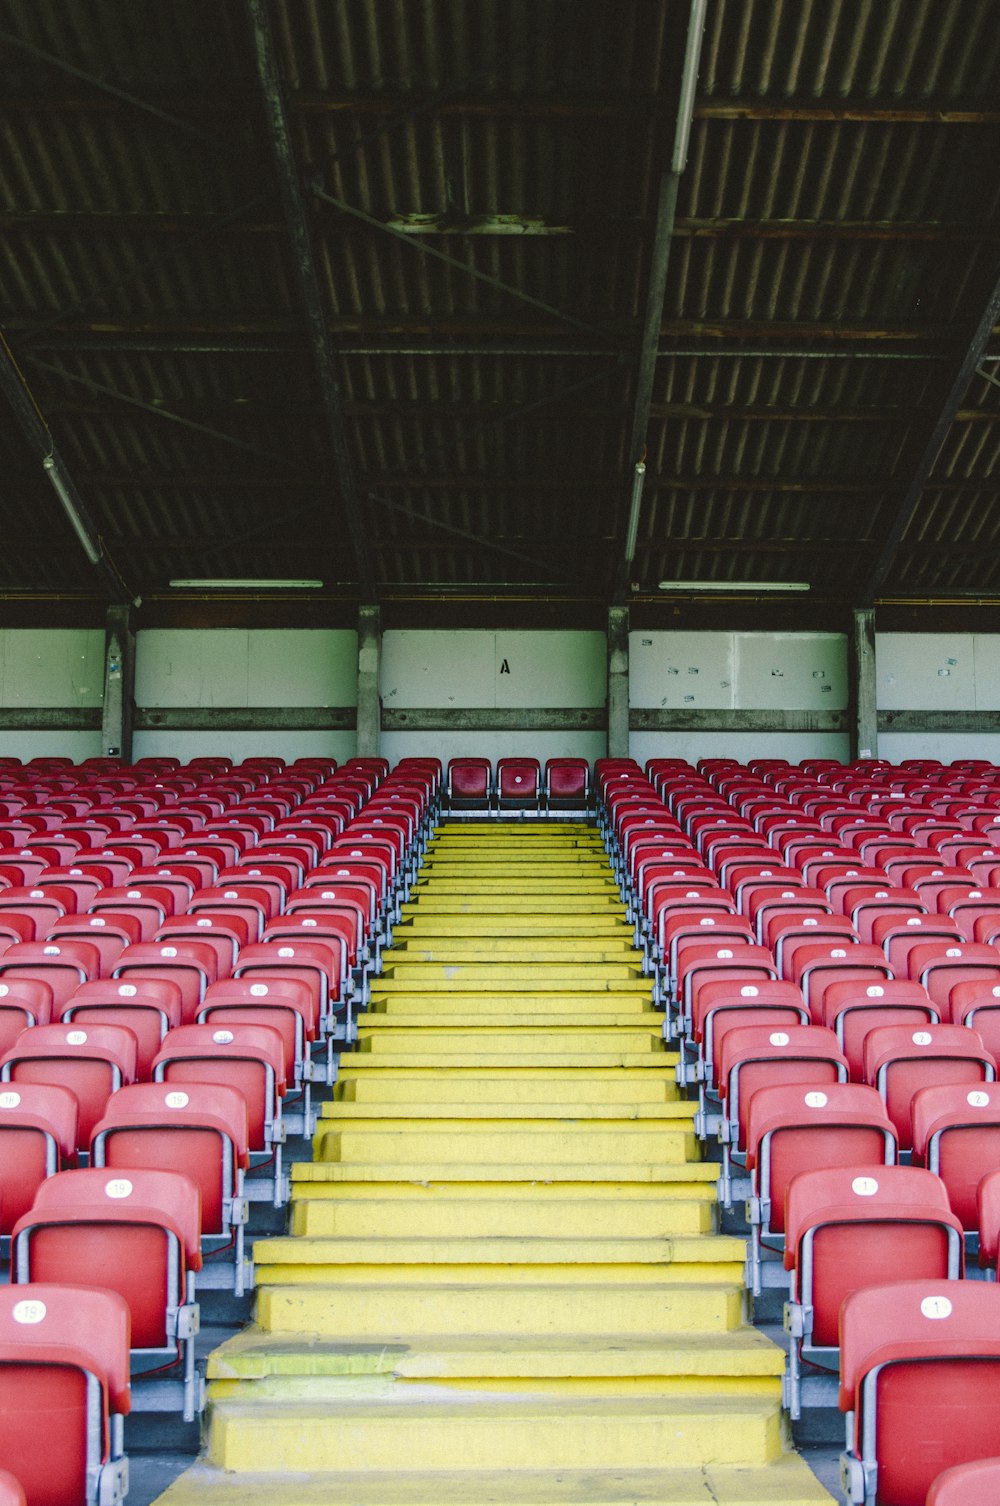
[658,580,811,593]
[169,578,324,589]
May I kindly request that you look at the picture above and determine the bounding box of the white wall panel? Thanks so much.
[734,633,847,710]
[876,633,975,710]
[135,630,357,709]
[381,631,495,709]
[629,632,734,709]
[972,636,1000,709]
[0,630,104,707]
[493,632,605,708]
[0,731,102,760]
[381,630,604,711]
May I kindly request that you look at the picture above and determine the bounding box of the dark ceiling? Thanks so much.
[1,0,999,617]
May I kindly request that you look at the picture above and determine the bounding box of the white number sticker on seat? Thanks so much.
[105,1179,133,1200]
[165,1092,189,1109]
[13,1300,46,1325]
[920,1296,953,1320]
[804,1092,828,1108]
[852,1176,879,1197]
[912,1032,933,1045]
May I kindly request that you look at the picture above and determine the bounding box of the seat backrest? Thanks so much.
[0,1470,25,1506]
[0,1081,78,1234]
[91,1080,248,1235]
[864,1022,996,1148]
[1,1024,138,1146]
[13,1166,202,1349]
[0,939,101,1008]
[840,1280,1000,1506]
[545,758,589,803]
[447,758,491,800]
[496,758,540,801]
[718,1023,848,1149]
[821,978,938,1078]
[153,1022,285,1149]
[746,1081,896,1234]
[787,1165,962,1348]
[912,1081,1000,1229]
[927,1458,1000,1506]
[0,1282,131,1506]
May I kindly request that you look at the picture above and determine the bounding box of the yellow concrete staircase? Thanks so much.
[157,820,833,1505]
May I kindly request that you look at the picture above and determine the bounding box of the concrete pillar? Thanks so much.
[356,603,381,757]
[101,603,135,760]
[850,607,878,759]
[607,605,630,759]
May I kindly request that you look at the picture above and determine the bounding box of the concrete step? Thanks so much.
[250,1233,746,1276]
[207,1327,784,1384]
[391,942,636,960]
[253,1278,741,1337]
[318,1100,691,1119]
[397,919,631,936]
[344,1052,676,1069]
[362,1008,660,1027]
[289,1192,716,1239]
[152,1456,834,1506]
[207,1392,783,1472]
[355,1030,662,1056]
[313,1121,696,1165]
[334,1068,680,1103]
[378,963,645,983]
[291,1160,719,1185]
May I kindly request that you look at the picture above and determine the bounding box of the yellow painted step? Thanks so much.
[319,1100,690,1119]
[344,1052,675,1070]
[207,1328,784,1383]
[208,1393,782,1472]
[393,941,636,960]
[153,1455,834,1506]
[364,998,658,1020]
[411,882,619,895]
[398,918,632,936]
[402,898,625,913]
[334,1068,681,1103]
[254,1277,741,1336]
[380,962,643,982]
[366,993,655,1015]
[360,1012,660,1030]
[356,1030,661,1054]
[293,1161,717,1185]
[251,1232,745,1271]
[289,1193,715,1238]
[313,1122,696,1165]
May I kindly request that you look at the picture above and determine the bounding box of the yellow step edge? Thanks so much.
[290,1162,720,1184]
[206,1328,786,1383]
[152,1456,833,1506]
[208,1394,784,1472]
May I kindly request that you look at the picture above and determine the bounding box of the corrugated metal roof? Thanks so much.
[0,0,997,606]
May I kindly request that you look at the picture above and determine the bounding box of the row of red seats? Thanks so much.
[446,756,590,811]
[0,754,438,1498]
[600,759,1000,1501]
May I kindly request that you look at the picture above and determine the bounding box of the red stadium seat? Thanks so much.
[0,1283,131,1506]
[927,1458,1000,1506]
[863,1022,996,1150]
[91,1080,250,1294]
[785,1166,962,1419]
[0,1022,138,1148]
[840,1280,1000,1506]
[744,1081,896,1296]
[0,1082,78,1234]
[12,1166,203,1419]
[447,758,492,810]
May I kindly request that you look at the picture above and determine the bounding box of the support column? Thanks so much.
[607,605,630,759]
[101,603,135,759]
[850,607,878,759]
[356,604,382,757]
